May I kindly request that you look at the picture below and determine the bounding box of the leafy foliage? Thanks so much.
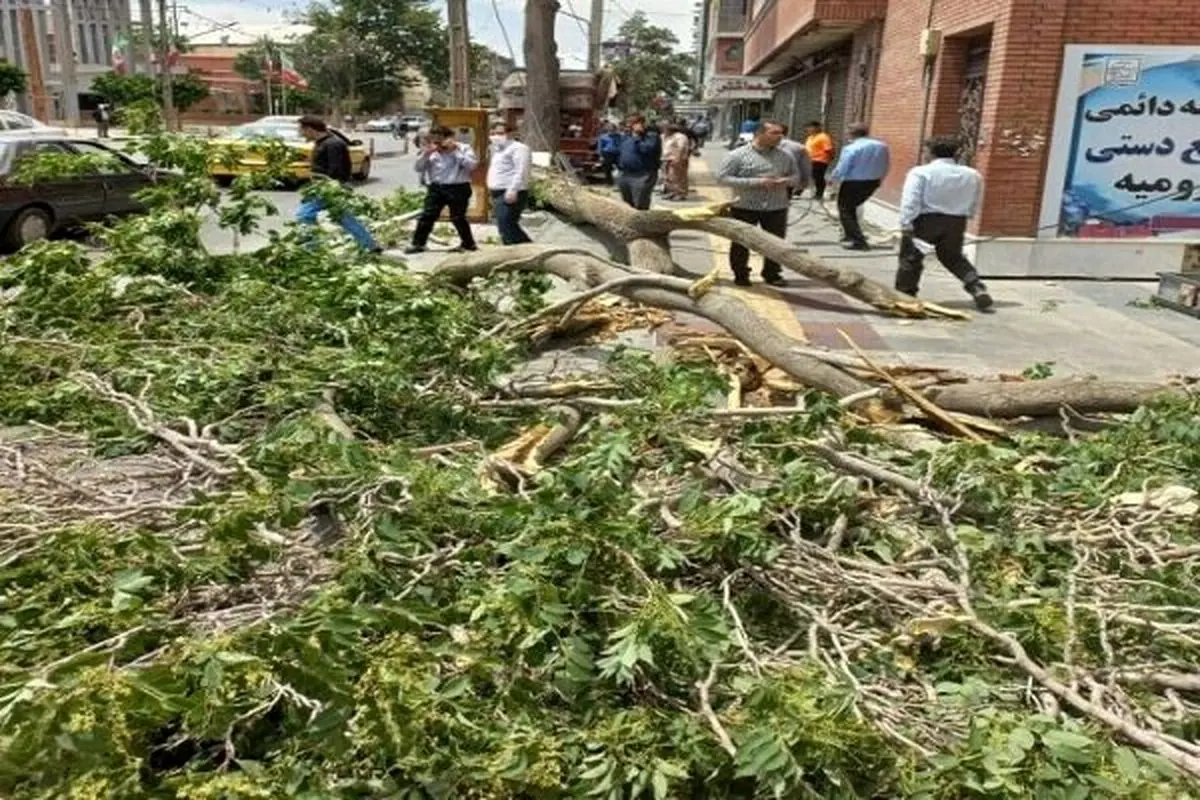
[91,70,211,113]
[292,0,446,112]
[608,12,696,114]
[0,59,27,96]
[0,130,1198,798]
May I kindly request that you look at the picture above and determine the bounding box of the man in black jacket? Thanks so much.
[296,115,381,252]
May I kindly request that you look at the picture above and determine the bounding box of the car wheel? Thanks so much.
[4,205,53,250]
[354,158,371,181]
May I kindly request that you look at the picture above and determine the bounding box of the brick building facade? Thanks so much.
[742,0,1200,236]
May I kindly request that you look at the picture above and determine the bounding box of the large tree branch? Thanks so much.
[430,245,871,399]
[535,172,960,317]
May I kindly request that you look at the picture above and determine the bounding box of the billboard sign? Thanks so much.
[1039,46,1200,239]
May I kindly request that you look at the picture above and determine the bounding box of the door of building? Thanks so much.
[957,38,990,166]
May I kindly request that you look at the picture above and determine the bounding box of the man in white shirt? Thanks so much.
[486,121,533,245]
[897,136,993,311]
[406,125,479,254]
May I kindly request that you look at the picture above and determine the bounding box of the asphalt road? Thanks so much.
[200,142,421,253]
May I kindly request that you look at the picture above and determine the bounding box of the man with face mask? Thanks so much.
[486,121,533,245]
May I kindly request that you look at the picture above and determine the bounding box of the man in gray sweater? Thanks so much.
[715,120,800,287]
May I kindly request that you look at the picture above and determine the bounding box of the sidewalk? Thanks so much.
[661,147,1200,381]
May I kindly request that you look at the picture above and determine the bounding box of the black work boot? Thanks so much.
[733,273,752,287]
[763,273,787,287]
[967,281,994,311]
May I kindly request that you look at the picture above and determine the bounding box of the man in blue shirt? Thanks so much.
[829,122,890,250]
[616,115,661,210]
[896,135,993,311]
[597,123,622,186]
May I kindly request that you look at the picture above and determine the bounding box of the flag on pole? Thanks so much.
[279,51,308,90]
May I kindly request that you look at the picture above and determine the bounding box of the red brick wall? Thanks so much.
[869,0,1199,236]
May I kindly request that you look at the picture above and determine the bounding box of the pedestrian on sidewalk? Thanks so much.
[662,122,692,201]
[406,125,479,254]
[715,120,799,288]
[295,116,382,253]
[616,115,661,210]
[93,104,112,138]
[777,124,812,201]
[830,122,890,251]
[487,121,533,245]
[597,122,622,186]
[804,121,834,200]
[896,135,994,311]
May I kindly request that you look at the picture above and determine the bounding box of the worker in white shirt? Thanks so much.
[486,121,534,245]
[896,136,994,311]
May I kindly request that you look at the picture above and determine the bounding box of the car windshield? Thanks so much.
[228,124,304,142]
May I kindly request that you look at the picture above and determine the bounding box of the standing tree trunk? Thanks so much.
[524,0,561,153]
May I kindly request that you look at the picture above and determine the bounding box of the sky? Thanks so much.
[175,0,699,67]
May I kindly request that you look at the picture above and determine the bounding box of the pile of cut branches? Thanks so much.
[0,131,1198,799]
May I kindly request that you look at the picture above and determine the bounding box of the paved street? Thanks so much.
[200,142,420,253]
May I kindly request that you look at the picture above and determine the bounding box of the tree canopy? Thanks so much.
[291,0,447,112]
[607,12,695,114]
[91,71,210,113]
[0,60,27,97]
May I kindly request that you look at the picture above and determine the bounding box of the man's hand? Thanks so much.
[504,189,518,204]
[423,143,439,155]
[759,176,789,187]
[440,140,458,151]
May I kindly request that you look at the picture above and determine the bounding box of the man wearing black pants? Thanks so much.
[829,122,891,250]
[896,135,993,310]
[406,125,478,254]
[616,115,661,210]
[716,120,799,287]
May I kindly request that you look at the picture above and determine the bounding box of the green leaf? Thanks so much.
[112,569,154,594]
[1112,746,1140,781]
[1041,729,1094,764]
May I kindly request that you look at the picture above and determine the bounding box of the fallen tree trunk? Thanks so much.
[923,377,1188,418]
[535,171,956,318]
[426,245,1187,421]
[432,245,871,399]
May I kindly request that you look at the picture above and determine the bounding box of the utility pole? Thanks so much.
[587,0,602,72]
[157,0,175,129]
[446,0,471,106]
[51,0,80,126]
[139,0,154,74]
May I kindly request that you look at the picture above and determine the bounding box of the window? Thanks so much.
[101,25,111,65]
[78,23,89,63]
[0,112,35,130]
[68,141,135,172]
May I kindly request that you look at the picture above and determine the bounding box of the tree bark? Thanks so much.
[425,246,1184,420]
[922,377,1187,418]
[523,0,561,153]
[432,245,872,400]
[535,172,953,317]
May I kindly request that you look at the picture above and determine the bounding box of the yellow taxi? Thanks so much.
[208,117,371,184]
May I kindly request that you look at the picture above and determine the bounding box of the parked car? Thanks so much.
[362,117,397,133]
[208,116,371,184]
[0,111,68,137]
[0,136,163,250]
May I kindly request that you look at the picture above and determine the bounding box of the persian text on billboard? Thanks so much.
[1058,53,1200,238]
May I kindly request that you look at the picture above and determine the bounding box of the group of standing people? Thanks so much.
[597,115,710,208]
[716,117,993,309]
[403,121,534,253]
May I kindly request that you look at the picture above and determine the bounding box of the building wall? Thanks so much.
[871,0,1199,236]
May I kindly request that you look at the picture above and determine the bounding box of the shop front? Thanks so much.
[703,76,774,145]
